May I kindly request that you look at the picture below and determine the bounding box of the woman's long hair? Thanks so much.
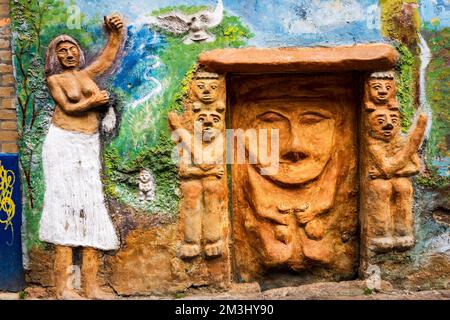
[44,35,85,77]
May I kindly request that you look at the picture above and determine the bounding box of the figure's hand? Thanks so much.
[416,113,428,131]
[102,106,116,133]
[369,170,381,179]
[92,90,109,107]
[104,14,124,34]
[295,210,316,225]
[168,112,182,130]
[213,166,224,179]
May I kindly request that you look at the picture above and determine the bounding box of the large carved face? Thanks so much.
[56,41,80,69]
[367,78,396,104]
[192,79,220,103]
[194,109,224,143]
[246,100,336,186]
[368,109,401,142]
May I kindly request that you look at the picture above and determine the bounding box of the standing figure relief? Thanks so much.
[169,71,227,259]
[39,14,125,299]
[363,71,428,253]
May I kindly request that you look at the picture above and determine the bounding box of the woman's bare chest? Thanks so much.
[59,74,100,102]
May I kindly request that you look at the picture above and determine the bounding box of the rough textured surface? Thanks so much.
[108,221,230,296]
[5,0,448,299]
[199,45,399,73]
[4,280,449,300]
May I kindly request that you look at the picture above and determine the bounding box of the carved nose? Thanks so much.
[283,130,308,162]
[203,120,213,127]
[383,123,394,130]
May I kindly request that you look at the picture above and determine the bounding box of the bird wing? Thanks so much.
[151,13,190,35]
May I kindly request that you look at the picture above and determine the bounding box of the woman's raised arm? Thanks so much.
[85,14,125,78]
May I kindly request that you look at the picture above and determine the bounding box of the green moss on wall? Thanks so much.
[379,0,420,47]
[395,44,416,132]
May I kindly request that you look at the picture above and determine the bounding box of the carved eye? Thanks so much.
[197,84,205,89]
[58,48,68,54]
[211,84,218,90]
[197,116,205,123]
[391,115,399,124]
[300,112,328,125]
[386,86,391,90]
[258,112,285,123]
[213,116,220,123]
[377,118,385,124]
[372,85,381,90]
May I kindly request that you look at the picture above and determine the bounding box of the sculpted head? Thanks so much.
[192,72,221,104]
[366,71,397,105]
[56,41,80,69]
[367,108,401,142]
[45,35,85,76]
[139,169,152,183]
[193,104,224,144]
[245,99,338,186]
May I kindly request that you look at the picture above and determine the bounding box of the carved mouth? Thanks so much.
[201,95,214,102]
[64,59,77,66]
[202,128,216,141]
[280,151,308,163]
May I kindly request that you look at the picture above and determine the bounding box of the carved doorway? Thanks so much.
[198,45,398,286]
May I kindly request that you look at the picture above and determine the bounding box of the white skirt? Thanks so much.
[39,124,119,250]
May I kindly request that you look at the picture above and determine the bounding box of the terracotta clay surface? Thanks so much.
[165,71,230,286]
[364,71,399,111]
[360,71,428,273]
[229,73,359,282]
[108,222,230,295]
[199,44,398,73]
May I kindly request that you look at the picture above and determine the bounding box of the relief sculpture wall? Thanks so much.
[3,0,448,299]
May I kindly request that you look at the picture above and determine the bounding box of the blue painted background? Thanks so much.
[77,0,385,46]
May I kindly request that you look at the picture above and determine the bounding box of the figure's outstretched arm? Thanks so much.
[85,14,125,78]
[47,76,109,115]
[168,111,194,149]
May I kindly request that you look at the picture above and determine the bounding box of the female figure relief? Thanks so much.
[39,14,125,299]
